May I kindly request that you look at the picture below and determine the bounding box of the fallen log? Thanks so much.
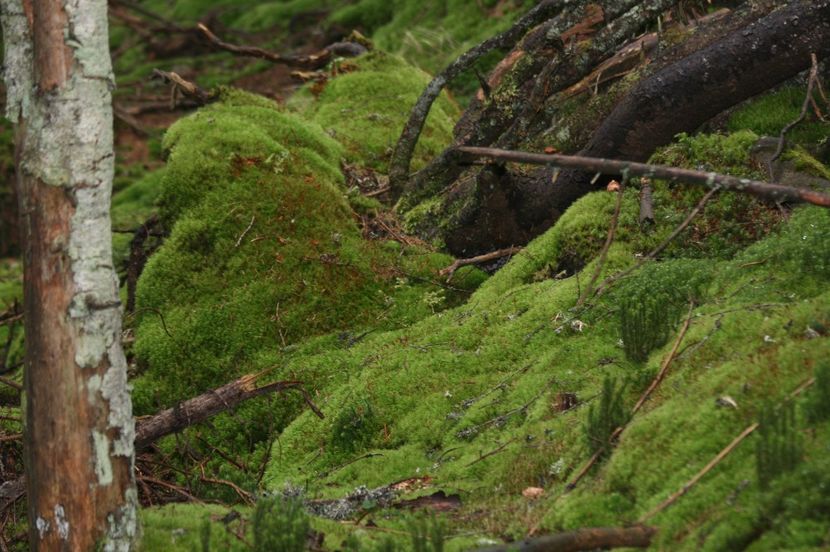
[475,525,656,552]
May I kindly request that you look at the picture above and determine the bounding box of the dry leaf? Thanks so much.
[607,180,621,192]
[522,487,544,499]
[544,146,558,154]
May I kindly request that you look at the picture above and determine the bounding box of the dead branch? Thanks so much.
[576,181,624,306]
[592,186,720,299]
[388,0,562,194]
[638,178,655,225]
[151,69,218,106]
[475,525,656,552]
[134,374,323,451]
[639,376,816,522]
[769,53,822,171]
[197,23,332,69]
[631,303,694,415]
[440,246,523,281]
[456,147,830,207]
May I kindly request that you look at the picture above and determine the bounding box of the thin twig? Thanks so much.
[768,53,820,171]
[440,246,523,282]
[592,185,720,299]
[639,376,816,522]
[631,303,694,415]
[577,179,625,306]
[456,146,830,207]
[235,216,255,247]
[197,23,331,68]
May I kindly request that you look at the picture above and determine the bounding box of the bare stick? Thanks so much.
[197,23,331,69]
[592,186,720,299]
[577,181,625,306]
[440,246,523,281]
[769,53,820,171]
[475,525,656,552]
[134,374,323,451]
[456,146,830,207]
[152,69,217,105]
[388,0,562,194]
[639,178,655,225]
[640,376,816,522]
[631,303,694,415]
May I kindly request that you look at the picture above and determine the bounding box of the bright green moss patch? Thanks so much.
[728,85,830,147]
[289,52,458,172]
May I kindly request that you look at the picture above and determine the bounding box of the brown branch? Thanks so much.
[151,69,217,106]
[134,374,323,451]
[769,53,821,171]
[576,182,624,306]
[639,376,816,522]
[475,525,656,552]
[139,475,203,503]
[439,246,523,281]
[631,303,694,415]
[198,465,255,505]
[592,185,720,299]
[388,0,562,194]
[196,23,332,69]
[457,146,830,207]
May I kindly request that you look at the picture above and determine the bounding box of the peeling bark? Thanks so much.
[1,0,137,549]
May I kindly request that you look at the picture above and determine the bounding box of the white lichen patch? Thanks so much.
[35,516,50,539]
[92,430,114,485]
[54,504,70,540]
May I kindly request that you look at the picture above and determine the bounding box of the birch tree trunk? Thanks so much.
[1,1,138,550]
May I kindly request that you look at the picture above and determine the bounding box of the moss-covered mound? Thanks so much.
[132,89,483,413]
[288,52,458,172]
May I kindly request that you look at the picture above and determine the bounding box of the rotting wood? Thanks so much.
[456,147,830,207]
[475,525,656,552]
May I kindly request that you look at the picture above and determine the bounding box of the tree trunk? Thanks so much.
[1,1,138,550]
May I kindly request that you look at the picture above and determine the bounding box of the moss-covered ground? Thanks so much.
[132,75,830,548]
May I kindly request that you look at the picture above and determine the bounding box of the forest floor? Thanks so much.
[1,2,830,551]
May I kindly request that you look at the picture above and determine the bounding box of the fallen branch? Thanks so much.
[592,185,720,300]
[576,181,624,305]
[475,525,656,552]
[134,374,323,451]
[151,69,217,106]
[769,53,822,171]
[456,146,830,207]
[566,306,694,490]
[639,375,816,522]
[440,246,523,281]
[388,0,562,194]
[196,23,333,69]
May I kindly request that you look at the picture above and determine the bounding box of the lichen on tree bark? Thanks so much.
[1,0,138,549]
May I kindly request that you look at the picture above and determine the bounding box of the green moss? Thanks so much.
[289,52,457,172]
[783,146,830,181]
[728,86,830,147]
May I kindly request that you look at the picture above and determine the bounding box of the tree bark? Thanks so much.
[1,0,138,549]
